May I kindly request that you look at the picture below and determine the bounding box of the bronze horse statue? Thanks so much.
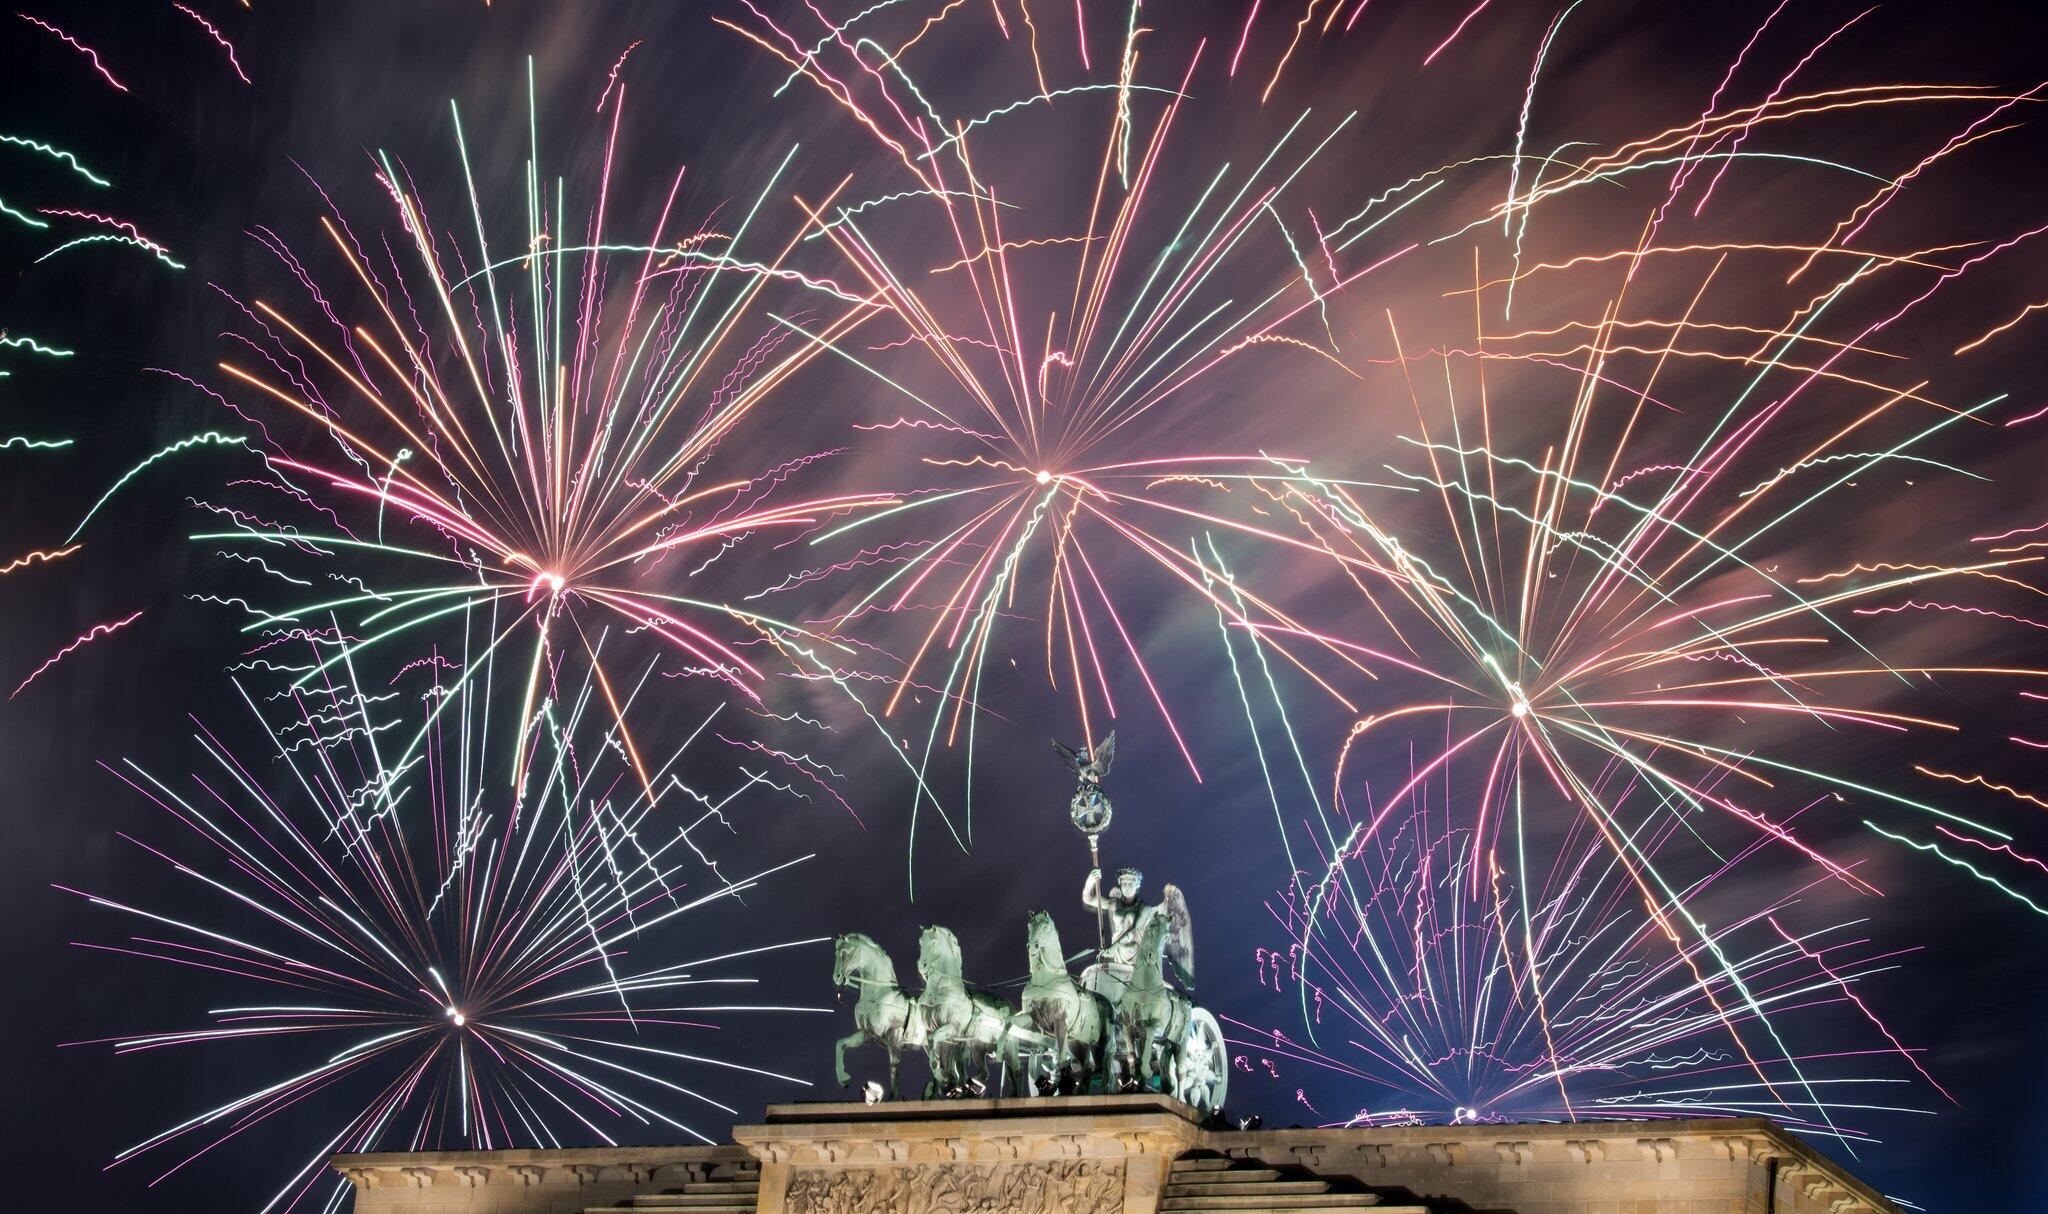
[1114,912,1193,1096]
[915,925,1016,1098]
[1014,910,1113,1094]
[831,932,922,1099]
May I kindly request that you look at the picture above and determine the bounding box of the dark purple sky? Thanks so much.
[4,2,2048,1209]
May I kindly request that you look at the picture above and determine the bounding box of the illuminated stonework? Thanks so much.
[333,1093,1895,1213]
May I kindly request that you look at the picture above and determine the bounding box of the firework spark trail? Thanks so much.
[17,13,129,92]
[596,39,642,111]
[1865,823,2048,916]
[66,628,825,1212]
[37,207,180,266]
[0,543,80,575]
[0,131,111,185]
[1766,915,1954,1104]
[171,3,251,84]
[11,609,144,698]
[37,231,187,270]
[36,208,159,243]
[1933,824,2048,877]
[0,193,51,229]
[0,331,74,357]
[1423,0,1496,68]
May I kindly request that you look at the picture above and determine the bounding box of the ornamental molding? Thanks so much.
[783,1159,1124,1214]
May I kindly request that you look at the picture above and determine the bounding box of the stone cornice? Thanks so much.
[331,1143,745,1189]
[330,1104,1894,1214]
[734,1092,1206,1168]
[1202,1116,1894,1214]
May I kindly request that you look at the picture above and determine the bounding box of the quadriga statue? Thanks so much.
[827,734,1229,1113]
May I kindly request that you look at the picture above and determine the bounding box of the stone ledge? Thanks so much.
[761,1091,1204,1125]
[334,1101,1896,1214]
[335,1144,748,1170]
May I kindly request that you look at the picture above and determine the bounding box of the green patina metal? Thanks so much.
[830,734,1228,1112]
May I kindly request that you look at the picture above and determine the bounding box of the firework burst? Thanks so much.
[64,615,824,1213]
[724,3,1418,875]
[1177,8,2048,1151]
[1232,754,1941,1144]
[91,67,901,795]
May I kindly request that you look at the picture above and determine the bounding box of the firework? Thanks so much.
[1231,755,1939,1144]
[3,110,189,697]
[170,3,252,86]
[16,12,129,94]
[726,3,1410,874]
[63,612,825,1213]
[105,67,900,791]
[1170,7,2048,1156]
[1231,89,2048,903]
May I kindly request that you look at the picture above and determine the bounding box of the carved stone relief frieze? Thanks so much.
[783,1159,1124,1213]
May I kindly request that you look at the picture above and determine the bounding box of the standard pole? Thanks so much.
[1089,835,1107,952]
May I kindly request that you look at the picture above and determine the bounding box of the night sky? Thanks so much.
[5,2,2048,1210]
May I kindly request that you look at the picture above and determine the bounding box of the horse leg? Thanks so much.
[1122,1019,1138,1097]
[923,1035,943,1101]
[834,1029,863,1089]
[1141,1018,1163,1093]
[997,1023,1015,1097]
[1005,1012,1032,1097]
[1097,1007,1116,1093]
[1105,1022,1122,1092]
[1083,1007,1106,1093]
[1016,1027,1038,1098]
[942,1027,965,1098]
[1078,1003,1101,1094]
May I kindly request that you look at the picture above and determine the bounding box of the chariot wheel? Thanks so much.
[1175,1007,1228,1113]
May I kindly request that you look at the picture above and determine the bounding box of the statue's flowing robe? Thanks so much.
[1080,875,1193,1000]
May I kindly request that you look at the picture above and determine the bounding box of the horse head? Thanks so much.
[1025,910,1062,973]
[832,933,862,988]
[834,932,892,991]
[1133,912,1173,982]
[917,925,961,983]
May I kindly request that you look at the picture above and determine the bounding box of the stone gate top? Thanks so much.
[334,1093,1896,1214]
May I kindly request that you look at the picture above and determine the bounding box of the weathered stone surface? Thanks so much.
[333,1096,1895,1214]
[783,1159,1122,1212]
[734,1093,1201,1213]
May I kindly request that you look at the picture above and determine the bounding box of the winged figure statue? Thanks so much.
[1080,867,1194,1000]
[1052,730,1117,786]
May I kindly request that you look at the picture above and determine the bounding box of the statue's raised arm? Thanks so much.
[1081,867,1107,910]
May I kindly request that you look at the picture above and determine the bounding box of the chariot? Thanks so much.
[831,731,1230,1114]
